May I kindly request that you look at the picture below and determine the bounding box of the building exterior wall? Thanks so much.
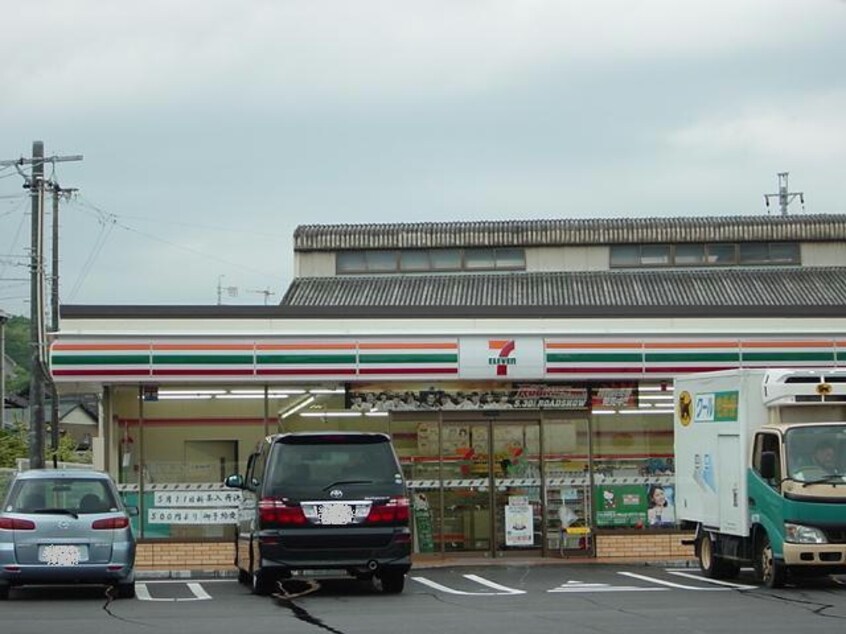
[525,246,609,272]
[801,241,846,266]
[294,251,336,278]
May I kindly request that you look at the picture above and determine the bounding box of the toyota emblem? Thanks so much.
[329,489,343,499]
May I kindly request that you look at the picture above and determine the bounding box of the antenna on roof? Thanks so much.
[764,172,805,216]
[248,288,275,306]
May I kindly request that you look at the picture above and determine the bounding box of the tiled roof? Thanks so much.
[293,215,846,250]
[277,267,846,318]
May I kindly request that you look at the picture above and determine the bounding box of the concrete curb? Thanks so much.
[135,559,698,579]
[136,569,240,580]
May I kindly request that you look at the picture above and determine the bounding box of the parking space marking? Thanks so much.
[619,571,737,591]
[665,570,757,590]
[136,582,213,602]
[411,574,525,595]
[548,580,667,593]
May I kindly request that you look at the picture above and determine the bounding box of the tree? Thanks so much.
[0,422,91,468]
[0,423,28,468]
[3,315,31,394]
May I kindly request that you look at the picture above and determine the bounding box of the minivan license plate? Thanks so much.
[318,503,354,525]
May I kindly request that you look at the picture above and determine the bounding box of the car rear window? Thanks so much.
[265,436,402,496]
[5,478,118,514]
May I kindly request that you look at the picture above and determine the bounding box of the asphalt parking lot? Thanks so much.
[3,565,846,634]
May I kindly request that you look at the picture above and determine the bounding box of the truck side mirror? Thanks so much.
[760,451,777,480]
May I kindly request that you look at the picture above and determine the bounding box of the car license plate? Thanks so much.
[317,503,355,525]
[38,544,88,565]
[292,569,346,579]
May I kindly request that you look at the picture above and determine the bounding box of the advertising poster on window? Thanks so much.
[505,496,534,546]
[646,484,676,527]
[412,493,435,553]
[595,484,677,528]
[595,484,648,528]
[346,381,637,411]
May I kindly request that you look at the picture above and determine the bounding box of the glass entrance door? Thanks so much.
[439,420,492,553]
[492,418,543,555]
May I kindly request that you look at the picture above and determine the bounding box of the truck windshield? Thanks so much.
[784,425,846,482]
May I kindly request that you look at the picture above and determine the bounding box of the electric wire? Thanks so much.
[0,198,29,283]
[68,198,280,280]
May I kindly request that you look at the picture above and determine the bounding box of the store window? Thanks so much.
[674,243,705,265]
[610,242,799,268]
[399,250,430,271]
[640,244,671,266]
[591,388,675,530]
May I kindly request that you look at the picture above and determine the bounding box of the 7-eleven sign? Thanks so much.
[489,339,516,376]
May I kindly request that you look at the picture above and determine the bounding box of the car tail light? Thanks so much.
[366,497,410,524]
[92,516,130,530]
[259,498,307,527]
[0,517,36,530]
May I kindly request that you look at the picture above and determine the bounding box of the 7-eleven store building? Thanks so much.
[51,308,846,568]
[48,216,846,568]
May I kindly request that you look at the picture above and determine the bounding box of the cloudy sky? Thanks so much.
[1,0,844,316]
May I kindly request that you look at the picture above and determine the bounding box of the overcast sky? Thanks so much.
[1,0,844,317]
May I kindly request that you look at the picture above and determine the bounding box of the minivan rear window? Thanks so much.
[265,436,401,496]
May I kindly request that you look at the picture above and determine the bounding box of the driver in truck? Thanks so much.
[796,438,839,480]
[809,439,838,474]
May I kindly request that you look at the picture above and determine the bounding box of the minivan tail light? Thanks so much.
[92,516,130,530]
[259,498,307,527]
[365,497,410,524]
[0,517,36,530]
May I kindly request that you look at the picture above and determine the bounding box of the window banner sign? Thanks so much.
[345,381,638,411]
[504,495,535,546]
[595,483,676,528]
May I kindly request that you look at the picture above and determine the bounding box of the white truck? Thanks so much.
[674,368,846,587]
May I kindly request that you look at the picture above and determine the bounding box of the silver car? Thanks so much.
[0,469,136,600]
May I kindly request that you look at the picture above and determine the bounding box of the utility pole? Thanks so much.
[29,141,45,469]
[0,309,7,430]
[765,172,805,216]
[216,275,238,305]
[1,142,83,469]
[49,183,78,467]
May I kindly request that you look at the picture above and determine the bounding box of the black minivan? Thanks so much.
[225,432,411,594]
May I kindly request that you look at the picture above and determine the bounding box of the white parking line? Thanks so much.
[136,582,213,601]
[619,572,733,591]
[666,570,757,590]
[411,574,524,595]
[548,580,667,593]
[462,575,525,595]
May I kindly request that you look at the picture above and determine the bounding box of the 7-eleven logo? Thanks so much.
[488,339,516,376]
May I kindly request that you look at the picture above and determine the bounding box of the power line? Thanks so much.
[75,195,286,240]
[67,198,279,280]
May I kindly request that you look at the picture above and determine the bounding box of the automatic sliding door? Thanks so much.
[492,419,543,555]
[439,421,492,553]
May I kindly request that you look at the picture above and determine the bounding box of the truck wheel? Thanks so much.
[698,534,739,579]
[755,534,786,589]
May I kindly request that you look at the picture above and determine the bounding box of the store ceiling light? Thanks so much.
[157,394,213,400]
[215,394,290,400]
[300,411,362,418]
[157,389,226,396]
[280,396,315,419]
